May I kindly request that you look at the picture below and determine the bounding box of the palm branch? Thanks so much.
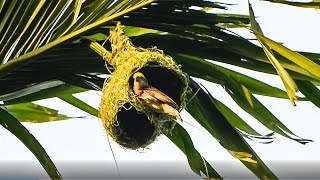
[0,0,319,179]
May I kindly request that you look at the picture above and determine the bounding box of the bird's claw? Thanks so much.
[130,93,139,99]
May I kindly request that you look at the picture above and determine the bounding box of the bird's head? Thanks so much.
[133,72,146,80]
[133,72,149,89]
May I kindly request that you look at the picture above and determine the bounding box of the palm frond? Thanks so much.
[0,107,61,179]
[261,0,320,9]
[0,0,320,179]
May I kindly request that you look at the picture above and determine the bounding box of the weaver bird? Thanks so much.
[133,72,182,122]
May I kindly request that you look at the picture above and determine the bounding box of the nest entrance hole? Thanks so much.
[112,66,186,149]
[129,65,185,106]
[115,104,156,146]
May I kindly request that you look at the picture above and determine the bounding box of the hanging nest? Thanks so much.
[93,22,189,149]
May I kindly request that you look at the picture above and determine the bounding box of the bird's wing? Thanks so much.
[144,87,179,110]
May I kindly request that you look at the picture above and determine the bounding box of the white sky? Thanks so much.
[1,0,320,179]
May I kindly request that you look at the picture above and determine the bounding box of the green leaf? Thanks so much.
[166,124,221,179]
[0,0,154,78]
[261,0,320,9]
[211,97,262,136]
[58,73,105,91]
[0,0,17,34]
[259,41,298,106]
[211,95,275,143]
[249,2,298,106]
[248,2,263,34]
[131,34,320,83]
[57,89,220,177]
[4,102,69,123]
[186,80,277,179]
[124,26,162,37]
[256,34,320,79]
[2,82,87,105]
[59,94,99,116]
[225,77,311,144]
[0,107,61,179]
[173,54,295,99]
[83,33,109,41]
[296,80,320,108]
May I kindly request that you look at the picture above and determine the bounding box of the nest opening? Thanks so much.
[115,104,155,146]
[129,65,185,106]
[110,65,187,149]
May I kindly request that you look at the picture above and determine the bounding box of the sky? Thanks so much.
[1,0,320,179]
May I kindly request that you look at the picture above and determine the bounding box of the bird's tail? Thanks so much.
[163,104,183,122]
[176,113,183,122]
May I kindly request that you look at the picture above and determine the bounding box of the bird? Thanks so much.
[132,72,182,122]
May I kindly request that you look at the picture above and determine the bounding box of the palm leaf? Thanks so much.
[167,124,221,178]
[296,80,320,108]
[2,83,87,105]
[0,0,154,178]
[256,34,320,79]
[224,77,311,144]
[0,0,319,179]
[187,79,277,179]
[59,94,99,116]
[55,89,220,178]
[4,102,69,123]
[0,0,154,77]
[173,54,301,100]
[261,0,320,9]
[249,2,298,105]
[0,107,61,179]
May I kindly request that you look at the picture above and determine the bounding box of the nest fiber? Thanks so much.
[99,22,188,149]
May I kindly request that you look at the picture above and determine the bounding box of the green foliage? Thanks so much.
[0,0,319,179]
[167,124,221,178]
[187,80,277,179]
[4,102,69,123]
[261,0,320,9]
[0,107,61,179]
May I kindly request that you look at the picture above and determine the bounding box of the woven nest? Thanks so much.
[98,22,189,149]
